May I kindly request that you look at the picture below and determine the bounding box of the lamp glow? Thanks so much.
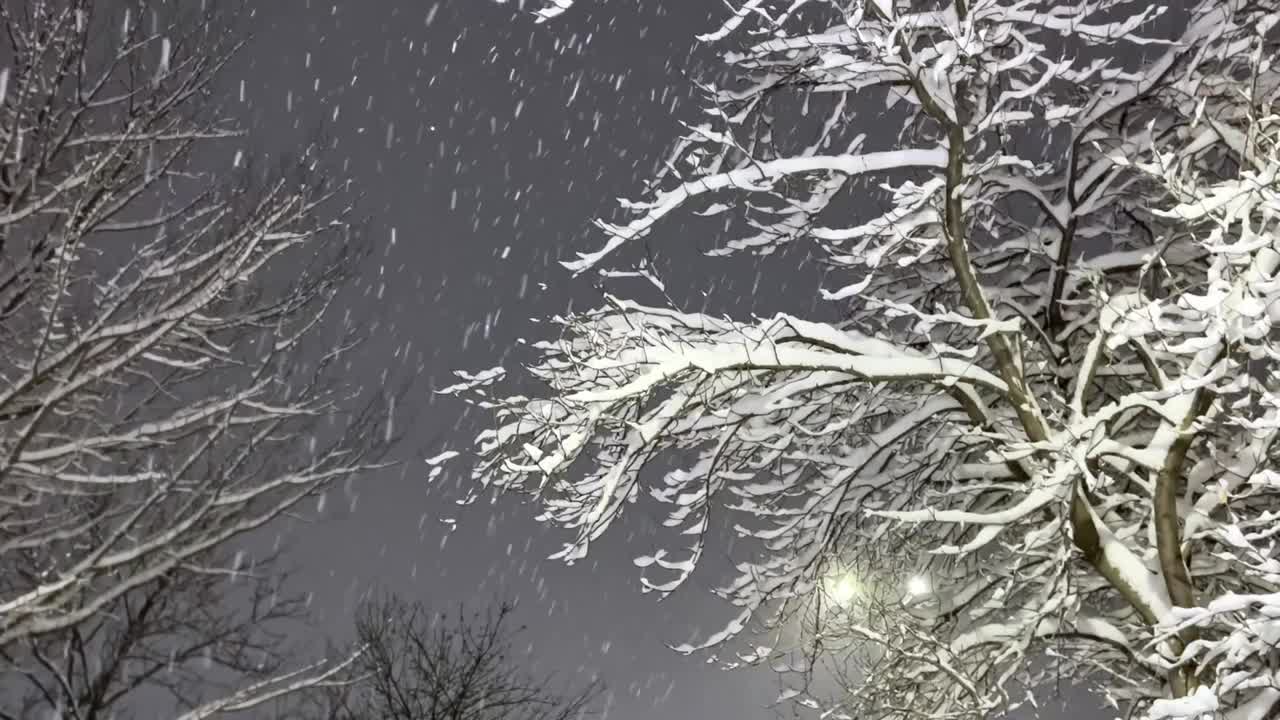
[826,573,860,607]
[905,574,930,597]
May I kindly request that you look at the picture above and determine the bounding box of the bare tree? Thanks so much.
[0,1,388,716]
[3,548,328,720]
[298,597,599,720]
[464,1,1280,719]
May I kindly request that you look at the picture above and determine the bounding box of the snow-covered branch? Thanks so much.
[463,1,1280,719]
[0,3,391,717]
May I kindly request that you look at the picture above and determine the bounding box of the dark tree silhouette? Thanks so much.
[311,597,600,720]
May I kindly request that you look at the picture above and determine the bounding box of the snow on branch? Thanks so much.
[460,1,1280,719]
[0,4,392,717]
[566,147,948,273]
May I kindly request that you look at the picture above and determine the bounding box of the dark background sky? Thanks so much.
[230,3,790,719]
[224,2,1092,719]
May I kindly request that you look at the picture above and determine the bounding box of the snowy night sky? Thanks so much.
[226,2,1099,719]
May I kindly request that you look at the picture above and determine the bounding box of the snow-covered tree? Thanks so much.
[0,1,388,715]
[457,1,1280,718]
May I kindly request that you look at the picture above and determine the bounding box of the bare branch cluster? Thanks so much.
[0,1,389,716]
[299,597,600,720]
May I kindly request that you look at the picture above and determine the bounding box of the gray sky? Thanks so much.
[228,3,1099,719]
[231,2,790,719]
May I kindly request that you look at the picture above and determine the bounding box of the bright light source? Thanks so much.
[905,574,930,597]
[825,573,860,607]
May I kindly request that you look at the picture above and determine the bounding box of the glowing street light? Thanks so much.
[824,572,862,608]
[905,574,930,598]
